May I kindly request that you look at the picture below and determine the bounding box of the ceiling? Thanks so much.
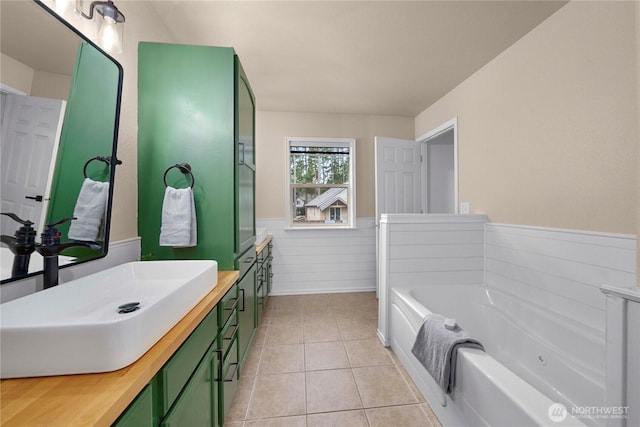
[148,0,567,117]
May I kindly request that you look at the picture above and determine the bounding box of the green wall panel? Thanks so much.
[138,43,238,269]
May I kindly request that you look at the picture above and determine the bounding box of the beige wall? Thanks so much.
[255,111,414,219]
[416,1,639,237]
[31,70,71,101]
[0,54,71,100]
[1,53,34,94]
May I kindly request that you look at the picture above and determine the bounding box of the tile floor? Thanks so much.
[224,292,442,427]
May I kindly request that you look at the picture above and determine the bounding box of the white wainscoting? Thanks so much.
[484,224,637,335]
[256,218,376,295]
[377,214,488,344]
[0,237,141,303]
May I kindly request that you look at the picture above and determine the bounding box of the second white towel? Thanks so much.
[159,186,197,247]
[68,178,109,242]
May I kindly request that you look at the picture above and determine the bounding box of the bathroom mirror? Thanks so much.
[0,0,123,283]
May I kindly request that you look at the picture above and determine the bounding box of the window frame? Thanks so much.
[285,137,357,229]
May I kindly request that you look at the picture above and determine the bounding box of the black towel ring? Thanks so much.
[83,156,122,179]
[163,163,195,189]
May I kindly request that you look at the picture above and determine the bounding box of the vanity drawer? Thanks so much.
[220,337,239,424]
[219,307,239,358]
[158,307,218,416]
[218,284,239,330]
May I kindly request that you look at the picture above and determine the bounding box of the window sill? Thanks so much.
[284,224,358,231]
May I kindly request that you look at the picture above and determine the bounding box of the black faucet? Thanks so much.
[34,217,101,289]
[1,213,37,279]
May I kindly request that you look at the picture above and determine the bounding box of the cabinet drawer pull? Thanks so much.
[223,324,239,342]
[244,257,254,264]
[239,288,245,312]
[224,362,239,382]
[224,296,239,312]
[213,349,223,381]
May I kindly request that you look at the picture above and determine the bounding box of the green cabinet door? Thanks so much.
[238,263,257,371]
[160,346,218,427]
[112,385,153,427]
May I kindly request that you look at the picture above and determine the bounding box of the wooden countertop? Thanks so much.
[256,234,272,254]
[0,270,239,427]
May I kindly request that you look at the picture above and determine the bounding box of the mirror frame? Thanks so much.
[0,0,124,284]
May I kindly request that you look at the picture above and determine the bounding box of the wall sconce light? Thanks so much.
[78,1,125,54]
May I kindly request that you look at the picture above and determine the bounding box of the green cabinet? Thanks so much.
[256,242,273,325]
[113,385,153,427]
[138,42,256,271]
[160,346,218,427]
[217,284,239,426]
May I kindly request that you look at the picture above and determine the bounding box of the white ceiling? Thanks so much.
[148,0,567,117]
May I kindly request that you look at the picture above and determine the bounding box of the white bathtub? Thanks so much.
[391,285,598,427]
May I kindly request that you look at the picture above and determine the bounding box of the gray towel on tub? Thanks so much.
[411,314,484,394]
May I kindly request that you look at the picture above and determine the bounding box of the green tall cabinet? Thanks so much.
[138,42,257,404]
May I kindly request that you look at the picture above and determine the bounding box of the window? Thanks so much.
[287,137,356,228]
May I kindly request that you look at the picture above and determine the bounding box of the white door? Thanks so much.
[374,137,422,295]
[1,94,66,235]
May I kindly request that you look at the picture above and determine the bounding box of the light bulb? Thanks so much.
[98,16,121,54]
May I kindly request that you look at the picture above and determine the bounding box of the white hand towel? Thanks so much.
[159,186,197,247]
[68,178,109,241]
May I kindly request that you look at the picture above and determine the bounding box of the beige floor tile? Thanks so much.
[259,344,305,375]
[304,341,350,371]
[386,346,401,365]
[226,376,256,421]
[267,323,304,345]
[343,339,394,367]
[302,293,334,308]
[223,421,245,427]
[303,320,341,343]
[353,365,418,408]
[244,416,307,427]
[270,311,305,324]
[332,304,378,321]
[366,404,433,427]
[302,307,335,322]
[420,403,443,427]
[246,373,306,419]
[269,296,304,313]
[306,369,363,414]
[397,364,426,403]
[337,319,378,341]
[307,410,368,427]
[252,325,269,349]
[240,344,262,378]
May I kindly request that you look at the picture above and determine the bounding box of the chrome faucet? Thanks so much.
[34,217,101,289]
[0,213,37,278]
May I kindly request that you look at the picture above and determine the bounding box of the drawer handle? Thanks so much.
[213,349,223,381]
[224,296,239,312]
[224,324,239,342]
[239,288,245,312]
[224,362,239,382]
[244,257,255,264]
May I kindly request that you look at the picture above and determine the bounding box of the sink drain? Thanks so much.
[118,302,141,314]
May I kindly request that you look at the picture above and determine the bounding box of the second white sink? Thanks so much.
[0,260,218,378]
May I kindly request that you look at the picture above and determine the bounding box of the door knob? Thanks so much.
[25,195,43,202]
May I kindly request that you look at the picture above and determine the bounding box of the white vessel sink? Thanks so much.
[0,260,218,378]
